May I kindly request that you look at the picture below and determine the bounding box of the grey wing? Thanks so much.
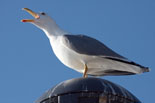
[62,34,125,59]
[62,34,149,73]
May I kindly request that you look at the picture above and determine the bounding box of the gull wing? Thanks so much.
[61,34,149,73]
[62,34,125,59]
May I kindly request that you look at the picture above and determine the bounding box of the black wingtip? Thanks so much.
[104,70,136,75]
[142,67,150,73]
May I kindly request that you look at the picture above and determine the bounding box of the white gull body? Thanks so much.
[22,8,149,76]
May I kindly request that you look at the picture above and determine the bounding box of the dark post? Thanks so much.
[36,78,141,103]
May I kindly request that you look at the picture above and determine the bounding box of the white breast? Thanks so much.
[49,36,85,73]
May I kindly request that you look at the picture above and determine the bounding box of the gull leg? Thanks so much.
[83,64,88,78]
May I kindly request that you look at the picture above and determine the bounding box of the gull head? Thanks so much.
[21,8,56,30]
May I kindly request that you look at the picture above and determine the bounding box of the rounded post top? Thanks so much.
[36,77,141,103]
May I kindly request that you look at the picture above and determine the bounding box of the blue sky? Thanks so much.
[0,0,154,103]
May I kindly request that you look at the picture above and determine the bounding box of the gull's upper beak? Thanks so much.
[21,8,40,22]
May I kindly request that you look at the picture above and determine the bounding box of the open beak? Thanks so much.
[21,8,40,22]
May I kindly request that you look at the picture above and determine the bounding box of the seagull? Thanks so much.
[21,8,149,77]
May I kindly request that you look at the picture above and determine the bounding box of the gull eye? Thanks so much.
[41,12,46,15]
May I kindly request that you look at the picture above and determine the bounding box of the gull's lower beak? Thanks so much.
[21,8,40,22]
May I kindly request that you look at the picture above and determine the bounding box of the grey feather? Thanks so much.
[62,34,125,58]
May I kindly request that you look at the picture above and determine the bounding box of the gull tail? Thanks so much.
[104,56,150,75]
[86,56,150,76]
